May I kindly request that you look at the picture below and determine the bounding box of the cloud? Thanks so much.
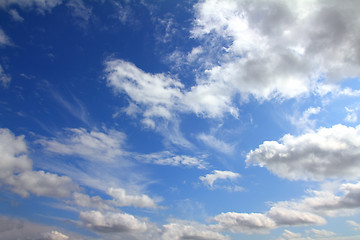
[0,65,11,87]
[267,207,326,226]
[0,0,63,13]
[212,212,276,234]
[9,9,24,21]
[0,128,78,198]
[289,107,321,132]
[138,151,208,169]
[42,230,69,240]
[79,210,148,233]
[162,220,230,240]
[66,0,92,27]
[309,228,335,237]
[211,207,326,235]
[197,133,235,155]
[105,59,184,126]
[0,28,13,47]
[199,170,241,188]
[246,124,360,181]
[107,187,158,209]
[0,216,85,240]
[347,220,360,230]
[10,170,77,198]
[40,128,126,162]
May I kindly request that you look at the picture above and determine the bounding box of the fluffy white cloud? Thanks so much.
[200,170,241,188]
[79,210,148,233]
[107,187,157,209]
[162,221,230,240]
[0,128,78,198]
[105,59,184,126]
[190,0,360,106]
[40,128,126,162]
[211,207,326,235]
[212,212,276,234]
[138,151,208,169]
[267,207,326,226]
[10,170,77,198]
[246,124,360,180]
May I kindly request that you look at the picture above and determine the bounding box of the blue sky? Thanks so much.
[1,0,360,239]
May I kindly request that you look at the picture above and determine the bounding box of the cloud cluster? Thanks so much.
[161,220,230,240]
[190,0,360,105]
[246,124,360,181]
[0,128,78,198]
[211,207,325,235]
[79,210,148,233]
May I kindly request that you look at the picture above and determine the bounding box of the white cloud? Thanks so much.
[9,9,24,21]
[246,124,360,180]
[72,192,112,211]
[66,0,92,27]
[79,210,148,233]
[199,170,241,188]
[0,28,13,47]
[42,230,69,240]
[267,207,326,226]
[212,212,276,234]
[183,0,360,117]
[0,128,78,198]
[10,170,77,198]
[281,229,303,239]
[0,65,11,87]
[162,220,230,240]
[197,133,235,155]
[347,220,360,230]
[105,59,184,125]
[40,128,126,162]
[289,107,321,132]
[138,151,208,169]
[0,0,63,13]
[345,106,359,123]
[107,187,158,209]
[309,228,335,237]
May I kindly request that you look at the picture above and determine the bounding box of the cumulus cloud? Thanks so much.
[0,128,78,198]
[246,124,360,181]
[211,207,326,235]
[40,128,126,162]
[79,210,148,233]
[309,228,335,237]
[212,212,276,234]
[200,170,241,188]
[189,0,360,109]
[162,220,230,240]
[107,187,158,209]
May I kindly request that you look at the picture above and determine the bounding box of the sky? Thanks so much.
[1,0,360,239]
